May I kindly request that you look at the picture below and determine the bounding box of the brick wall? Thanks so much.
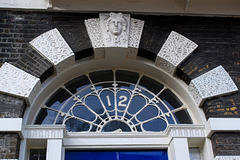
[0,10,240,157]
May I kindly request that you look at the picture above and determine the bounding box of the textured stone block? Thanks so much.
[155,31,198,75]
[29,28,75,73]
[189,66,238,107]
[0,63,41,105]
[127,18,145,59]
[85,18,105,59]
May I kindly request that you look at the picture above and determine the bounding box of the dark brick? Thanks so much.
[0,94,26,118]
[14,48,54,83]
[211,133,240,156]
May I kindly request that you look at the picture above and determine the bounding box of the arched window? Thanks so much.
[34,69,192,133]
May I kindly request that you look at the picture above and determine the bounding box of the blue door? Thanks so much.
[65,150,168,160]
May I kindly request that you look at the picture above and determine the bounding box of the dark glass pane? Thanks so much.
[142,118,167,132]
[100,90,115,111]
[128,95,146,114]
[72,105,96,121]
[159,89,182,110]
[102,120,131,132]
[45,88,71,110]
[30,149,46,160]
[136,105,158,122]
[174,110,192,124]
[35,108,57,125]
[89,70,113,83]
[56,114,65,124]
[65,118,90,132]
[139,76,164,94]
[65,75,90,94]
[116,90,131,111]
[85,95,104,114]
[116,70,139,84]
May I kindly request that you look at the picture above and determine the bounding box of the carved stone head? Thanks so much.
[105,13,127,36]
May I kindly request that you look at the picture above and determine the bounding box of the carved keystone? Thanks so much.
[188,66,238,107]
[0,63,41,105]
[30,28,75,73]
[155,31,198,75]
[85,13,144,60]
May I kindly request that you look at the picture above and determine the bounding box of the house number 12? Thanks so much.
[106,95,127,107]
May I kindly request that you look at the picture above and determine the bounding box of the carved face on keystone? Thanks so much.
[106,13,127,36]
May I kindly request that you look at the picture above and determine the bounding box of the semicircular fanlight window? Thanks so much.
[35,70,192,132]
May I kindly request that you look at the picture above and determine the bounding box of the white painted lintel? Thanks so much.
[206,118,240,137]
[0,118,22,132]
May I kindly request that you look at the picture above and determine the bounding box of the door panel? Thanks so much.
[65,150,168,160]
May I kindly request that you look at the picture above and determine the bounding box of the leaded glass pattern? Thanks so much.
[35,70,192,132]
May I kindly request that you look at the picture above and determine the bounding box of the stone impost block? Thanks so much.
[188,65,238,107]
[30,28,75,73]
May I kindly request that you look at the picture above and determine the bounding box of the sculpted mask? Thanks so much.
[105,13,127,36]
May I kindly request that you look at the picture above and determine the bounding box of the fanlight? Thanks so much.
[35,70,192,132]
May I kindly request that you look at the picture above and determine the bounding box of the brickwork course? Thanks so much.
[0,10,240,157]
[0,133,20,159]
[211,132,240,156]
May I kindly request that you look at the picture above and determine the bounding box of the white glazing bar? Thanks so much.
[168,138,190,160]
[46,139,62,160]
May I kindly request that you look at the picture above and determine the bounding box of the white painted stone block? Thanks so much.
[85,18,106,59]
[127,18,145,59]
[0,63,41,104]
[0,118,22,132]
[189,65,238,106]
[30,28,75,73]
[155,31,198,75]
[206,118,240,137]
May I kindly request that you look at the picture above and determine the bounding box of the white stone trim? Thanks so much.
[0,159,18,160]
[24,125,65,139]
[168,138,190,160]
[188,65,238,107]
[47,139,62,160]
[127,18,144,59]
[167,125,206,138]
[0,118,22,132]
[0,63,41,105]
[85,18,106,59]
[206,118,240,137]
[215,156,240,160]
[30,28,75,73]
[155,31,198,75]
